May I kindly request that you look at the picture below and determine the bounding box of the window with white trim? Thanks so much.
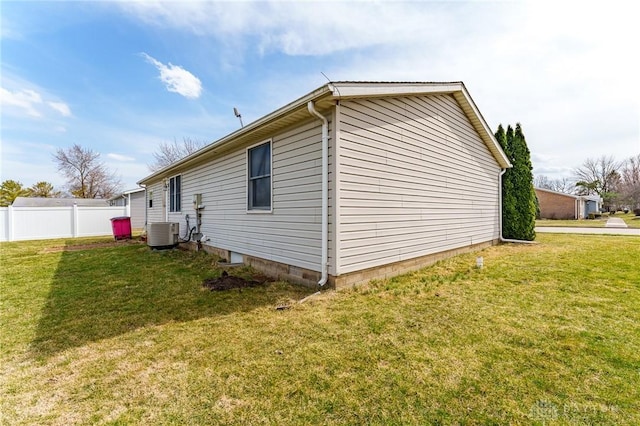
[169,175,181,212]
[248,141,272,211]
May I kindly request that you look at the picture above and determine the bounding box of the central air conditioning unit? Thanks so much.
[147,222,180,249]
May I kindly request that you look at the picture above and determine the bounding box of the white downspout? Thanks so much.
[498,168,536,244]
[308,101,329,287]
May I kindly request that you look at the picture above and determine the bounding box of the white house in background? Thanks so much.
[109,188,146,228]
[138,81,512,288]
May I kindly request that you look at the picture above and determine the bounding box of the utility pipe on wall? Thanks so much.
[307,101,329,287]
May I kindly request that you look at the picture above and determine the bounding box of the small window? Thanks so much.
[248,141,272,211]
[169,175,181,212]
[148,191,153,208]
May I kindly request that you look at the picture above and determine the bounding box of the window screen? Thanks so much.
[248,142,271,210]
[169,175,181,212]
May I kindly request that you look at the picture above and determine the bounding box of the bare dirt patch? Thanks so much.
[202,270,269,291]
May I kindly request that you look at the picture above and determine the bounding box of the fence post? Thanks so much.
[73,204,79,238]
[8,205,14,242]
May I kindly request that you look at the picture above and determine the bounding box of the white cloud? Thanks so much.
[1,79,72,119]
[107,153,136,162]
[48,101,72,117]
[116,1,639,178]
[123,2,453,56]
[0,87,43,117]
[141,52,202,99]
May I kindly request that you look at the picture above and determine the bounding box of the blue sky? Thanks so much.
[1,1,638,193]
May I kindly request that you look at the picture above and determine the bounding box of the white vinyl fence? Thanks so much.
[0,205,127,242]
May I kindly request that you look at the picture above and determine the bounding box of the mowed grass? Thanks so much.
[536,212,640,228]
[620,212,640,228]
[1,234,639,425]
[536,218,606,228]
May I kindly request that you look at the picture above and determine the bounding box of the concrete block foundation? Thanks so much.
[180,239,500,290]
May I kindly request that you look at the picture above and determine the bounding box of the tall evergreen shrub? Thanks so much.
[496,123,536,241]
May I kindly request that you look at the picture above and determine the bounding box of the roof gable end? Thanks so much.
[138,81,511,185]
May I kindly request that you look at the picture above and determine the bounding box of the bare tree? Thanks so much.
[573,156,621,211]
[148,137,208,172]
[53,144,122,199]
[534,175,574,194]
[619,154,640,210]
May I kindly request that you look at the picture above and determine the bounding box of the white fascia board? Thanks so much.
[454,84,512,169]
[329,82,511,169]
[328,82,463,98]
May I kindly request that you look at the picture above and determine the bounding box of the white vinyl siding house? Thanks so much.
[138,82,510,287]
[109,188,146,228]
[336,95,501,273]
[168,119,330,272]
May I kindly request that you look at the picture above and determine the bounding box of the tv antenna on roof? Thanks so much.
[233,107,244,128]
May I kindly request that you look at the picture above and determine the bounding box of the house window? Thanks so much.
[148,191,153,208]
[169,175,181,212]
[248,141,272,211]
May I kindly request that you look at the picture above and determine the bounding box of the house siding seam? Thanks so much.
[337,95,501,274]
[157,118,332,273]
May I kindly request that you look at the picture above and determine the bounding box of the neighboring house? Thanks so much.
[12,197,109,207]
[535,188,602,219]
[109,188,146,228]
[138,81,512,288]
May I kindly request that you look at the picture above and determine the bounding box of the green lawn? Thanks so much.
[536,218,606,228]
[536,212,640,228]
[619,212,640,228]
[1,235,639,424]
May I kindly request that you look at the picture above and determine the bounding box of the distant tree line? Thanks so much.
[535,154,640,212]
[0,180,63,207]
[3,137,206,207]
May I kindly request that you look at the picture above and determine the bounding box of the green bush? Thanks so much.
[495,124,536,241]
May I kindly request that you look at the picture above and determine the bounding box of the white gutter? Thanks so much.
[498,169,537,244]
[307,101,329,287]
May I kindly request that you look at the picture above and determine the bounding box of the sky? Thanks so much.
[1,0,639,193]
